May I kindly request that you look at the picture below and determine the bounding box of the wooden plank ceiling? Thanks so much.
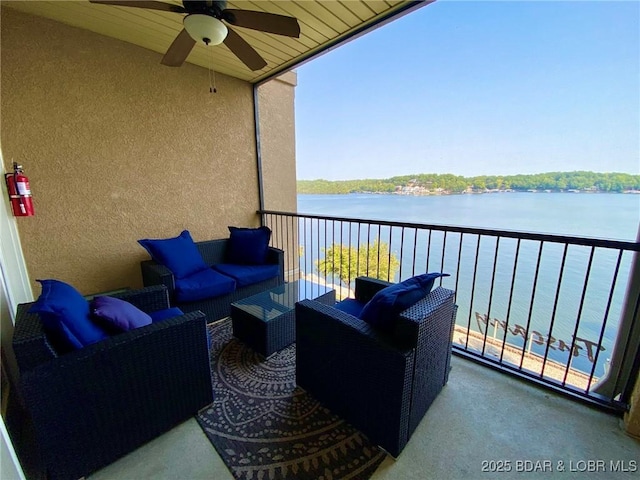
[4,1,432,83]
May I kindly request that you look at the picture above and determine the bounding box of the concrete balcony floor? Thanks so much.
[88,357,640,480]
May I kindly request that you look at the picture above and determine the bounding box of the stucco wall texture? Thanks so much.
[258,72,299,279]
[1,7,296,295]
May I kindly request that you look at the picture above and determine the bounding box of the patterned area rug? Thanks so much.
[197,319,386,480]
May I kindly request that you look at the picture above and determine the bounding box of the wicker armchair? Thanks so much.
[140,238,284,322]
[12,285,213,480]
[295,277,457,457]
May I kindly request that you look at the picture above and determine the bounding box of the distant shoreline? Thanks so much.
[297,171,640,195]
[298,189,640,196]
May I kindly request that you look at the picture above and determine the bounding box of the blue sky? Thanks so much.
[294,1,640,180]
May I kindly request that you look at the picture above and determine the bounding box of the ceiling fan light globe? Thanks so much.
[183,14,228,46]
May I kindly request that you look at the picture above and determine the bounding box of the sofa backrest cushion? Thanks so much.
[138,230,209,279]
[359,273,449,331]
[91,296,152,332]
[28,279,109,352]
[227,226,272,265]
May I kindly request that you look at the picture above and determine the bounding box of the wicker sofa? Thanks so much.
[12,285,213,480]
[140,238,284,322]
[295,277,457,457]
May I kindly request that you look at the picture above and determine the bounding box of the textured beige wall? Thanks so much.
[0,7,273,295]
[258,71,297,213]
[258,72,299,280]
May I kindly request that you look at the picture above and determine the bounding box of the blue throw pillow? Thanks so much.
[227,226,272,265]
[360,273,449,330]
[28,279,109,351]
[138,230,208,279]
[91,296,152,332]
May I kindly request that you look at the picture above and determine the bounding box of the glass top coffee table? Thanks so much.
[231,280,336,357]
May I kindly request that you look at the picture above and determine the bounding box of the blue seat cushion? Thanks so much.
[28,279,108,352]
[138,230,208,279]
[334,298,366,318]
[213,263,279,287]
[360,273,449,330]
[174,268,236,303]
[149,307,184,323]
[227,226,272,265]
[91,296,152,332]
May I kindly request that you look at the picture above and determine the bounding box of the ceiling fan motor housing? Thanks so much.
[183,14,228,45]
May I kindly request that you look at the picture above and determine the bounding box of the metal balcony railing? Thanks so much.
[259,209,640,412]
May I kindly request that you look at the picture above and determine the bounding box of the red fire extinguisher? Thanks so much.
[5,162,35,217]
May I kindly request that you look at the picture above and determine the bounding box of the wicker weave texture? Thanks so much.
[140,238,285,323]
[12,285,214,480]
[232,284,335,357]
[295,280,456,457]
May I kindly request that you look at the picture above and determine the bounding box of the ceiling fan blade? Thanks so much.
[223,27,267,71]
[222,9,300,38]
[89,1,186,14]
[161,29,196,67]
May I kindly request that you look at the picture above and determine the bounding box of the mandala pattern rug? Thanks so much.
[197,319,386,480]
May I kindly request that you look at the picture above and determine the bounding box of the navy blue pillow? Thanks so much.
[91,296,152,332]
[138,230,208,279]
[28,279,109,351]
[227,226,272,265]
[359,273,449,330]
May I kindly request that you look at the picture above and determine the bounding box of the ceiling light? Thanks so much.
[183,15,228,46]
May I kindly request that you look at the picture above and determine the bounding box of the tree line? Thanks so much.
[298,171,640,194]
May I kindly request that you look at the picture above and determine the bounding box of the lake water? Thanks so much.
[294,192,639,379]
[298,192,639,241]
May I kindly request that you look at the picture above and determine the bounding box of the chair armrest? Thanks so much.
[108,285,171,313]
[391,287,456,349]
[19,309,211,480]
[354,276,393,303]
[140,260,176,297]
[295,299,413,454]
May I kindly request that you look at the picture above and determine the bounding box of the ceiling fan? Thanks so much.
[89,1,301,71]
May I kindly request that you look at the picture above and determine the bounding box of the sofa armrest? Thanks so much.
[140,260,176,296]
[354,276,392,303]
[266,246,285,281]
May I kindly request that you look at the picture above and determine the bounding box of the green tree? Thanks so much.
[315,241,400,286]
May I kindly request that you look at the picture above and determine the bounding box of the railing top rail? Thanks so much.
[258,210,640,251]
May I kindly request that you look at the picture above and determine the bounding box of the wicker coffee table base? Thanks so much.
[232,287,335,357]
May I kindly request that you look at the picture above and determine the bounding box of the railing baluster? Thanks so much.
[376,225,382,279]
[481,237,500,357]
[454,233,463,305]
[412,228,418,277]
[440,231,448,285]
[387,226,393,281]
[356,222,362,278]
[500,239,521,365]
[465,235,482,350]
[324,218,328,282]
[347,221,353,288]
[426,229,432,272]
[366,223,371,276]
[399,226,406,281]
[520,241,545,371]
[540,243,569,379]
[587,249,623,393]
[562,247,595,386]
